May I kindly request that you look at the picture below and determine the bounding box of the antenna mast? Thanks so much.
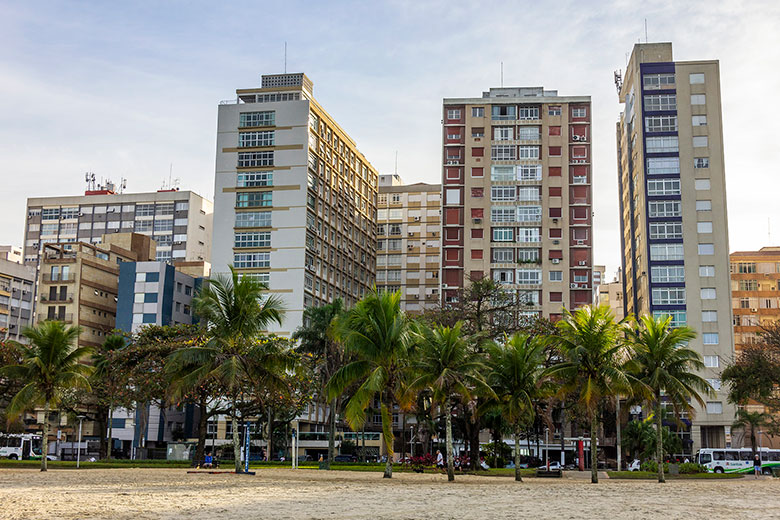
[644,19,648,43]
[500,61,504,87]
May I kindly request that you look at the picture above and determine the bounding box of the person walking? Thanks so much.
[436,450,444,471]
[754,454,762,479]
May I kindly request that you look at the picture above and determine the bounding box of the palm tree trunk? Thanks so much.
[232,396,241,473]
[267,407,273,462]
[381,402,393,478]
[655,396,665,483]
[590,411,598,484]
[361,423,366,463]
[195,394,207,466]
[326,397,336,470]
[41,400,49,472]
[107,403,113,461]
[514,424,522,482]
[445,399,454,482]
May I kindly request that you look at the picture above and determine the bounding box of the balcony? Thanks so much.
[38,314,74,324]
[41,273,76,283]
[41,293,74,303]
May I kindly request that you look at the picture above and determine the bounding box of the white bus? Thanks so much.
[696,447,780,474]
[0,433,57,461]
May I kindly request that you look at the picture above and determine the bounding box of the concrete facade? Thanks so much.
[616,42,735,450]
[212,73,378,335]
[0,246,36,342]
[377,174,441,313]
[441,87,593,320]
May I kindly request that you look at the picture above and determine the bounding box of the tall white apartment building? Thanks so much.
[212,73,378,334]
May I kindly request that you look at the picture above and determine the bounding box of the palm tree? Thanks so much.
[292,299,345,470]
[409,321,492,481]
[166,267,285,472]
[549,305,633,483]
[485,333,549,481]
[628,314,710,483]
[0,321,93,471]
[732,408,772,458]
[327,290,411,478]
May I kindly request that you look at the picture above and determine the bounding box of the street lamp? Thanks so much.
[76,415,86,468]
[544,427,549,470]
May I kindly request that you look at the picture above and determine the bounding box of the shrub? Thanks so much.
[678,462,709,474]
[640,460,669,473]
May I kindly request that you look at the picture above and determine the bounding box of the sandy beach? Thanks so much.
[0,468,777,520]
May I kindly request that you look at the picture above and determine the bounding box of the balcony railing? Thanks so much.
[41,273,76,283]
[38,314,74,324]
[41,294,74,303]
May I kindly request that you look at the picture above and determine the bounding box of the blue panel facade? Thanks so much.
[162,264,175,326]
[116,262,137,332]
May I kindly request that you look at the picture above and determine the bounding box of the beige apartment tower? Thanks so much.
[616,42,734,451]
[376,174,441,313]
[441,87,593,321]
[212,73,378,335]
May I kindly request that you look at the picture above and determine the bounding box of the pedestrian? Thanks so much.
[754,454,761,479]
[436,450,444,471]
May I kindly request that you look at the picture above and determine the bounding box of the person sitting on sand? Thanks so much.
[204,451,213,469]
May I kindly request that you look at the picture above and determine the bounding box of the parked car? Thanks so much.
[627,459,641,472]
[543,461,562,471]
[333,454,357,462]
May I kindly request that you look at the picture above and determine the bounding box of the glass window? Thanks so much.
[491,207,516,223]
[643,94,677,111]
[518,106,540,120]
[703,333,719,345]
[648,201,681,218]
[645,115,678,132]
[236,192,272,208]
[706,402,723,414]
[693,136,709,148]
[651,287,686,305]
[234,232,271,248]
[241,111,275,127]
[646,157,680,175]
[491,165,515,181]
[548,106,561,116]
[492,248,514,263]
[517,206,541,223]
[699,265,715,277]
[233,252,271,268]
[493,127,514,141]
[135,204,155,217]
[647,179,681,196]
[643,73,675,89]
[695,179,711,190]
[696,200,712,211]
[518,146,540,159]
[471,107,484,117]
[694,157,710,169]
[704,355,719,368]
[689,73,705,84]
[239,130,275,147]
[517,228,541,243]
[701,288,717,299]
[491,105,516,120]
[516,269,541,284]
[237,172,273,187]
[652,310,687,327]
[698,244,715,255]
[517,164,542,181]
[649,222,682,239]
[702,311,718,322]
[549,271,562,281]
[692,115,707,126]
[492,228,514,242]
[235,211,271,228]
[237,151,273,167]
[651,265,685,283]
[491,145,516,160]
[697,222,713,233]
[691,94,706,105]
[645,136,679,153]
[491,186,516,202]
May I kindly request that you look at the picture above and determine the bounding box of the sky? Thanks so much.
[1,0,778,277]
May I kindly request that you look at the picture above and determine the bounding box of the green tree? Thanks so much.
[409,321,492,481]
[0,321,93,471]
[292,299,345,470]
[166,267,286,472]
[628,314,710,483]
[91,334,126,460]
[549,305,633,483]
[327,290,412,478]
[732,409,773,457]
[485,333,549,481]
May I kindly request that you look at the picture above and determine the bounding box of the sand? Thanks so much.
[0,468,777,520]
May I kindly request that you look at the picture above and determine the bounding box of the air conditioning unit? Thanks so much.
[570,283,577,288]
[414,294,419,299]
[551,258,560,264]
[552,239,560,245]
[408,232,414,236]
[578,261,587,266]
[577,240,585,245]
[431,231,438,236]
[472,218,482,224]
[407,245,414,249]
[572,135,580,141]
[414,217,421,221]
[751,308,758,312]
[552,218,558,223]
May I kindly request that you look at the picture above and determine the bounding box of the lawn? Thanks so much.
[606,470,744,479]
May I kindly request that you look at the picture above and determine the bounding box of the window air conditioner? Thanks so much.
[552,239,560,245]
[473,218,482,224]
[551,258,560,264]
[577,240,585,245]
[578,261,587,266]
[570,283,577,288]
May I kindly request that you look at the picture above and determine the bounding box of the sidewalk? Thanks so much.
[564,470,610,480]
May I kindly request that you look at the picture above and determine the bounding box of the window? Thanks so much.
[492,248,514,263]
[135,204,155,217]
[738,280,757,291]
[517,126,540,140]
[471,107,484,117]
[516,269,541,284]
[644,94,677,111]
[697,222,713,233]
[696,200,712,211]
[701,288,717,299]
[646,157,680,175]
[240,111,275,127]
[233,252,270,268]
[548,106,561,116]
[491,207,516,223]
[650,244,684,261]
[516,206,542,222]
[491,106,515,120]
[645,136,679,153]
[518,146,540,159]
[239,131,274,147]
[548,146,562,157]
[645,115,678,132]
[471,167,484,177]
[706,401,723,414]
[692,115,707,126]
[702,310,718,322]
[695,179,711,190]
[707,379,722,392]
[735,262,757,274]
[694,157,710,169]
[699,265,715,277]
[234,232,271,248]
[236,192,272,208]
[518,106,540,120]
[517,164,542,181]
[647,179,681,196]
[698,244,715,255]
[549,271,562,282]
[492,228,513,242]
[491,165,515,181]
[492,269,514,284]
[493,127,514,141]
[652,310,687,327]
[153,219,173,232]
[691,94,706,105]
[690,73,705,84]
[652,287,686,305]
[237,172,273,187]
[648,201,681,218]
[446,109,461,120]
[517,228,541,243]
[445,188,461,205]
[491,186,516,201]
[238,151,273,167]
[571,107,587,118]
[235,211,271,228]
[704,355,720,368]
[491,145,516,160]
[517,187,540,202]
[41,208,60,220]
[693,136,709,148]
[135,220,153,233]
[703,333,719,345]
[643,73,675,89]
[651,265,685,283]
[472,128,484,138]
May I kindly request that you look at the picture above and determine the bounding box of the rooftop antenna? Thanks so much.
[500,61,504,87]
[644,19,648,43]
[284,42,287,73]
[119,177,127,194]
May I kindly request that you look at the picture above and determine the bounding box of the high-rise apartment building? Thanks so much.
[598,268,625,322]
[212,73,378,334]
[24,189,213,266]
[616,42,734,449]
[730,247,780,347]
[0,246,36,342]
[376,174,441,313]
[441,87,593,321]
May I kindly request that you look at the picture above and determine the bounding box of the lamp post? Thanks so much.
[759,430,763,462]
[544,427,549,470]
[76,415,86,468]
